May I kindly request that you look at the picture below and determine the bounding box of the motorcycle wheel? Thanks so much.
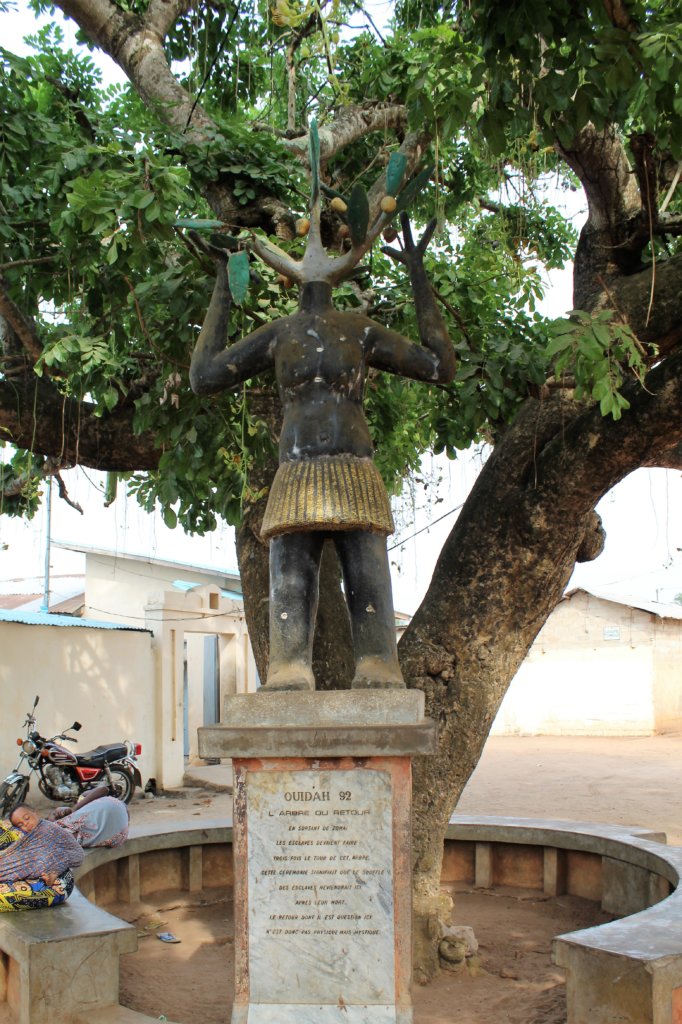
[0,777,30,817]
[106,767,135,804]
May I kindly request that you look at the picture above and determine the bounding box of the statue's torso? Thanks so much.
[274,309,375,461]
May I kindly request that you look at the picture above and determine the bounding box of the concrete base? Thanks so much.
[200,691,434,1024]
[199,690,435,758]
[0,889,136,1024]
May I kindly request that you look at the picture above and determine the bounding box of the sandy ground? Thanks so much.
[111,884,612,1024]
[128,733,682,842]
[455,734,682,844]
[107,734,682,1024]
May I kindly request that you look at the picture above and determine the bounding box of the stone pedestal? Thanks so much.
[199,690,435,1024]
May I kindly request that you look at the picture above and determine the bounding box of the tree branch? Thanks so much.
[58,0,214,137]
[146,0,195,40]
[0,374,159,472]
[0,275,43,364]
[602,0,638,33]
[282,103,409,164]
[529,346,682,515]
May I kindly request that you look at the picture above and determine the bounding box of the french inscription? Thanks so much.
[246,768,395,1006]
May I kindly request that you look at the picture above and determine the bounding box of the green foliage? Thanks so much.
[545,310,649,419]
[2,0,674,532]
[459,0,682,159]
[0,448,44,518]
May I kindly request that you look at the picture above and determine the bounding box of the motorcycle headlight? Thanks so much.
[22,739,37,756]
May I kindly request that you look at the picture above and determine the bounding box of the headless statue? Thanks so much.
[190,213,455,691]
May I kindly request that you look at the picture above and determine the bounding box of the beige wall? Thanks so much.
[82,552,240,625]
[492,591,681,736]
[653,623,682,733]
[0,620,155,793]
[144,584,257,788]
[81,554,258,788]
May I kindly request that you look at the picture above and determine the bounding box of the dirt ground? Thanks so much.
[112,884,612,1024]
[113,734,682,1024]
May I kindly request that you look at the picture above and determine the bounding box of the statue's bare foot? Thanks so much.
[262,662,315,692]
[351,656,405,690]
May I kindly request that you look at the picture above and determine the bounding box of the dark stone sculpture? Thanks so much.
[190,145,455,692]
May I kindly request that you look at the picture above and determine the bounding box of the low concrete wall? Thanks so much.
[446,815,682,1024]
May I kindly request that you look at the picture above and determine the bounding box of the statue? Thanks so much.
[190,129,455,692]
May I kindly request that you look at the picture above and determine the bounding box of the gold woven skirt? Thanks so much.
[261,456,394,539]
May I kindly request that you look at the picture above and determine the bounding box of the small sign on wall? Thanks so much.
[603,626,621,640]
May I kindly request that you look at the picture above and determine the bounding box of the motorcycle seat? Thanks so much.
[77,743,128,766]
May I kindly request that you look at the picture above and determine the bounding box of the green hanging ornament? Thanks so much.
[228,251,250,305]
[347,185,370,247]
[385,153,407,197]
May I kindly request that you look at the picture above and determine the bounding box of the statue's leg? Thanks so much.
[335,531,405,689]
[262,531,324,692]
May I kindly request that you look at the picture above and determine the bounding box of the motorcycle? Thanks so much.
[0,696,142,817]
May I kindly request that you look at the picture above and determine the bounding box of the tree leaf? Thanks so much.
[162,505,178,529]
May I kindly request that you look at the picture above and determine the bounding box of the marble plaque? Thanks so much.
[246,768,395,1006]
[242,1004,399,1023]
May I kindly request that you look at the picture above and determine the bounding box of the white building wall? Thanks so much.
[491,591,679,736]
[0,621,155,792]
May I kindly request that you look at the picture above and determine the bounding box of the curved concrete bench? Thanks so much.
[446,815,682,1024]
[1,815,682,1024]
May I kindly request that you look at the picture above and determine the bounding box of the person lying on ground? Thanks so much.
[0,806,84,911]
[48,786,129,848]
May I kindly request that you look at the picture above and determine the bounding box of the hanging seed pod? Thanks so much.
[382,226,398,242]
[330,197,348,214]
[380,195,398,214]
[296,218,311,236]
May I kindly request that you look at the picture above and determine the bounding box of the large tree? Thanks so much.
[2,0,681,980]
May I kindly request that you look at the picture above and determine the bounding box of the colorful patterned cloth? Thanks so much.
[0,818,84,882]
[0,821,76,912]
[0,870,74,912]
[56,796,129,848]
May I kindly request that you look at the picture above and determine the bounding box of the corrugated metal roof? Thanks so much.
[0,609,149,632]
[565,587,682,621]
[52,541,242,589]
[170,579,243,601]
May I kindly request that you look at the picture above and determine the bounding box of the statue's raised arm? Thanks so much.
[365,213,456,384]
[190,257,278,395]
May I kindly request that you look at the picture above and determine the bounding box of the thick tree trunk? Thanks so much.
[401,344,682,981]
